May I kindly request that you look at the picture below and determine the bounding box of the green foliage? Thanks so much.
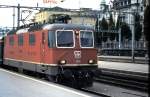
[135,22,142,41]
[134,13,142,41]
[121,22,132,41]
[143,6,150,41]
[95,18,99,31]
[108,13,115,30]
[102,32,108,42]
[109,33,117,41]
[134,13,140,22]
[101,17,108,30]
[115,15,121,30]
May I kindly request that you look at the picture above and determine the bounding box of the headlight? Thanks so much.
[59,60,67,64]
[88,59,95,64]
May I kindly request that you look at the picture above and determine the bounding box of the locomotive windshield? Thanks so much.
[56,30,74,47]
[80,30,94,48]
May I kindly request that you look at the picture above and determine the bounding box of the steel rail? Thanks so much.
[94,69,148,91]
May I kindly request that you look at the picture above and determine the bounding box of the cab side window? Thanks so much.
[29,34,35,45]
[18,34,23,46]
[9,36,14,46]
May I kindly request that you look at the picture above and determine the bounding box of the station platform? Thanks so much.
[0,68,98,97]
[98,55,149,64]
[98,61,149,74]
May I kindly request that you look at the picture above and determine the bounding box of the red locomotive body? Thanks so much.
[4,24,98,87]
[0,39,4,64]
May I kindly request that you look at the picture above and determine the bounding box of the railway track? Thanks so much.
[94,68,148,91]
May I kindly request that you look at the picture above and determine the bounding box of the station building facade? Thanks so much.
[34,7,97,27]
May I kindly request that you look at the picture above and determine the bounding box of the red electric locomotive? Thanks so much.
[0,38,4,64]
[3,23,98,87]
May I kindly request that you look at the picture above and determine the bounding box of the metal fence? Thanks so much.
[97,39,148,50]
[96,39,148,57]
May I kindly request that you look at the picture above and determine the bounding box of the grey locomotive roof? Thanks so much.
[8,23,94,35]
[16,28,29,34]
[42,23,94,30]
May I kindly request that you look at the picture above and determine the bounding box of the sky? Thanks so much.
[0,0,110,27]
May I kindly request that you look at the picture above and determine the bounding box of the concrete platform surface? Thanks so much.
[98,61,149,73]
[0,68,98,97]
[98,56,148,60]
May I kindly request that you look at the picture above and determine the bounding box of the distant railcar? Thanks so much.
[3,23,98,87]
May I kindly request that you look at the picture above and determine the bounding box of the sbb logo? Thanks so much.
[74,51,81,59]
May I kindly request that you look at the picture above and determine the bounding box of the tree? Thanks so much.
[108,13,115,30]
[143,1,150,59]
[109,33,117,41]
[134,13,142,41]
[101,17,108,30]
[115,15,121,31]
[95,18,103,45]
[95,18,100,46]
[108,13,116,41]
[144,3,150,42]
[121,22,132,41]
[95,18,99,32]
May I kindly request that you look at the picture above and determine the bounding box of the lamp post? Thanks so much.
[12,8,15,29]
[131,0,140,62]
[131,13,135,62]
[17,4,20,28]
[118,28,121,49]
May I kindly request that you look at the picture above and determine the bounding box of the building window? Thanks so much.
[124,1,127,5]
[121,2,123,6]
[9,36,14,46]
[128,0,131,4]
[29,34,35,45]
[18,34,23,46]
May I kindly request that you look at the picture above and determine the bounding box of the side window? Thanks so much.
[18,34,24,46]
[42,32,45,44]
[9,36,14,46]
[4,38,6,45]
[48,31,56,48]
[29,34,35,45]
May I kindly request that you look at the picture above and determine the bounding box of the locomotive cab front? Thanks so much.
[44,24,98,87]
